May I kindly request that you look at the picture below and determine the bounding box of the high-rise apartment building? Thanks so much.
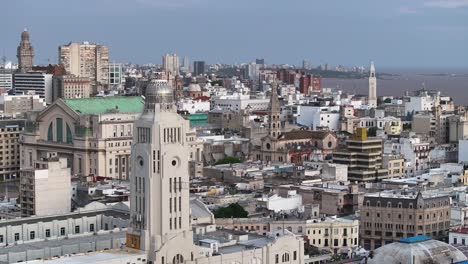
[58,42,109,92]
[19,153,71,217]
[0,119,25,181]
[17,29,34,73]
[193,61,205,76]
[162,53,180,75]
[368,61,377,107]
[333,127,389,182]
[360,190,451,250]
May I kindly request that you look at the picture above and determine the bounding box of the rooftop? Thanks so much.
[64,96,144,115]
[26,249,146,263]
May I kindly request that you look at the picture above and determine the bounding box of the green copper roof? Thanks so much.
[64,96,144,115]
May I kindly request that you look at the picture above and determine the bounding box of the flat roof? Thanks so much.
[27,249,146,263]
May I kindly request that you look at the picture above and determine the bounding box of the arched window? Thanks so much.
[387,202,392,208]
[409,203,413,209]
[56,118,63,143]
[66,124,73,144]
[173,254,184,264]
[282,253,290,262]
[47,123,53,142]
[376,201,381,207]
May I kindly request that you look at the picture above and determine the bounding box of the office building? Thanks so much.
[13,72,53,104]
[333,128,388,182]
[17,29,34,73]
[19,154,71,217]
[360,190,451,250]
[58,42,109,92]
[162,53,180,75]
[193,61,205,76]
[52,75,91,101]
[20,96,144,179]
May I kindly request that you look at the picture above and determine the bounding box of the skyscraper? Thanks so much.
[193,61,205,76]
[126,80,196,261]
[368,61,377,107]
[162,53,180,75]
[58,42,109,92]
[17,29,34,73]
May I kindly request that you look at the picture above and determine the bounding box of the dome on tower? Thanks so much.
[21,29,30,40]
[144,80,174,111]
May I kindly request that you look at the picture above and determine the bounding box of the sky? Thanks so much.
[2,0,468,69]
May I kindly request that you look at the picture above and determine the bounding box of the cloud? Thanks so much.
[424,0,468,8]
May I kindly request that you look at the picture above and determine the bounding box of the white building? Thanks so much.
[211,93,270,112]
[322,163,348,182]
[258,191,303,213]
[19,154,71,217]
[459,139,468,164]
[296,105,340,130]
[177,99,210,114]
[404,91,437,114]
[384,137,431,176]
[0,72,13,91]
[14,72,53,104]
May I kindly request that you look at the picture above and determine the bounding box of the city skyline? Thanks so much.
[1,0,468,69]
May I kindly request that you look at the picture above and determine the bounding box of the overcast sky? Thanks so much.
[2,0,468,68]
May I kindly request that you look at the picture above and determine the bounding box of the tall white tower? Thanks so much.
[368,61,377,108]
[126,80,195,263]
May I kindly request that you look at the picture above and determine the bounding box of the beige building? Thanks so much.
[19,154,71,217]
[52,74,91,101]
[382,154,405,178]
[0,119,25,181]
[58,42,109,92]
[306,216,359,255]
[360,190,451,250]
[333,128,388,182]
[0,93,46,117]
[20,96,144,179]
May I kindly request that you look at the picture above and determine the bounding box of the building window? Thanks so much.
[56,118,63,142]
[293,251,297,261]
[14,233,19,241]
[30,231,35,240]
[104,224,108,230]
[75,226,80,234]
[60,227,65,236]
[47,123,53,141]
[0,235,3,243]
[45,229,50,238]
[170,218,172,230]
[90,224,95,232]
[275,254,279,264]
[66,124,73,144]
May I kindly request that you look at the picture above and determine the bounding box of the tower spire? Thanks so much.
[268,81,282,138]
[368,61,377,108]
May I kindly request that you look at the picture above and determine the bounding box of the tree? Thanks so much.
[384,98,392,104]
[214,203,248,218]
[214,156,241,165]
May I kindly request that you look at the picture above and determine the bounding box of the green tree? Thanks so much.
[384,98,392,103]
[214,156,241,165]
[214,203,248,218]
